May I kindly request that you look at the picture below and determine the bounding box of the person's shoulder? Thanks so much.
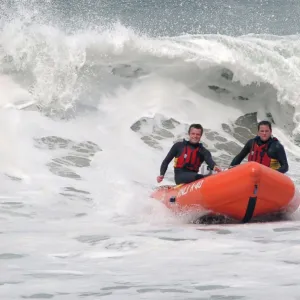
[170,139,185,149]
[172,139,185,146]
[249,137,257,143]
[199,143,210,153]
[243,138,255,147]
[272,137,285,149]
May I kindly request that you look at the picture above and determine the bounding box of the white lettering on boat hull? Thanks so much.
[177,180,203,198]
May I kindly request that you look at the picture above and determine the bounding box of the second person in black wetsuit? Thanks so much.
[156,124,222,185]
[229,120,289,173]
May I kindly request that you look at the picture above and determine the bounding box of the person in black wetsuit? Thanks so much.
[156,124,222,185]
[229,120,289,173]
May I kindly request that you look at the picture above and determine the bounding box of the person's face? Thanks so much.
[258,125,272,141]
[189,127,202,144]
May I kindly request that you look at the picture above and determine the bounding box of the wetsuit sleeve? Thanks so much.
[275,143,289,173]
[159,142,180,176]
[230,139,253,166]
[201,148,217,170]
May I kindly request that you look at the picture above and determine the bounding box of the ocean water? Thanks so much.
[1,0,300,299]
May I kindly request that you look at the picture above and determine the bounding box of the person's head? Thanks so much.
[257,120,272,141]
[188,124,203,144]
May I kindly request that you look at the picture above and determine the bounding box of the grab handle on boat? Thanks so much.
[170,196,176,203]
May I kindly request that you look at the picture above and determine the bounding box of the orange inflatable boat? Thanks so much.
[151,162,300,223]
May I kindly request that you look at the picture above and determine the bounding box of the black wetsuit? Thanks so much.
[160,140,217,184]
[230,137,289,173]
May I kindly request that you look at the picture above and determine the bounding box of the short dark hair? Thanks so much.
[258,120,272,131]
[188,124,203,134]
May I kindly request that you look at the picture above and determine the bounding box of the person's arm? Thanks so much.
[201,148,218,171]
[159,143,180,176]
[230,140,253,166]
[275,143,289,173]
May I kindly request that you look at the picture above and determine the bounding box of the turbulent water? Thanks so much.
[1,0,300,299]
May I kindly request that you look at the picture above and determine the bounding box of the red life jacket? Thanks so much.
[248,137,278,167]
[174,140,203,172]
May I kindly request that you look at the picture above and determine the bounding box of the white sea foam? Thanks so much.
[1,13,300,300]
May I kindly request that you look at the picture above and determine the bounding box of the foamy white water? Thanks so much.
[1,4,300,299]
